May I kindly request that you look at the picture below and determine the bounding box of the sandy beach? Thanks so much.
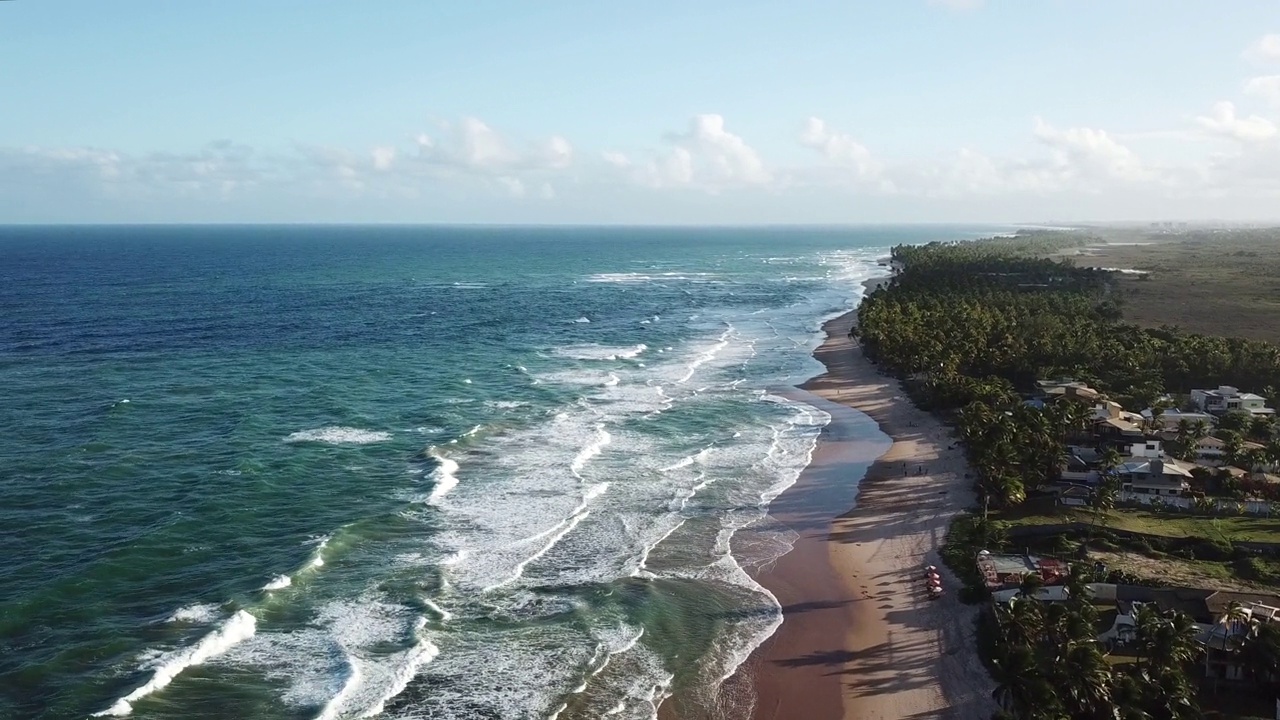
[743,307,997,720]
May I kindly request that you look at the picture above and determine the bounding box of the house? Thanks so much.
[988,575,1280,691]
[1199,595,1280,685]
[1056,484,1094,507]
[1141,408,1217,432]
[991,585,1074,604]
[1095,400,1146,425]
[1190,386,1276,417]
[1060,445,1103,484]
[1195,437,1271,469]
[1195,436,1229,466]
[976,551,1070,590]
[1117,441,1194,496]
[1095,416,1146,443]
[1036,379,1101,403]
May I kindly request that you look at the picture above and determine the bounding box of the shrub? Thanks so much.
[1193,539,1234,561]
[1234,557,1270,582]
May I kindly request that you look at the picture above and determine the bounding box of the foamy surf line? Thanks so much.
[285,427,392,445]
[93,610,257,716]
[425,449,460,505]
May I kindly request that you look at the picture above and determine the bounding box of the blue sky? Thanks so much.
[3,0,1280,223]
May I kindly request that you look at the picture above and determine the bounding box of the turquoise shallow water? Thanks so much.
[0,225,995,720]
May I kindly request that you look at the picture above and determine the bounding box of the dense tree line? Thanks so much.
[861,235,1280,717]
[857,239,1280,408]
[992,566,1280,719]
[856,237,1280,508]
[991,566,1203,720]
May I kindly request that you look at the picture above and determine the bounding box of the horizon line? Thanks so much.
[2,220,1276,229]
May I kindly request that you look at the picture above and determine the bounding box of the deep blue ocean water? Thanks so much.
[0,225,996,720]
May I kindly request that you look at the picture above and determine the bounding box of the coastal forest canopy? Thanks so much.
[856,233,1280,719]
[857,234,1280,414]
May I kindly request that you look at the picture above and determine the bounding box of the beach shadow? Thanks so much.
[774,649,859,668]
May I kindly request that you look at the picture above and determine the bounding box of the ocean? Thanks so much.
[0,225,995,720]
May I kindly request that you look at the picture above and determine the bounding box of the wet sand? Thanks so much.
[742,308,996,720]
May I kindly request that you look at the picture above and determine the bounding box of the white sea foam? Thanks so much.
[263,575,292,591]
[385,244,890,717]
[425,449,460,505]
[678,327,732,383]
[631,517,686,577]
[94,610,257,716]
[423,597,453,622]
[166,603,221,624]
[313,654,362,720]
[285,427,391,445]
[354,634,439,718]
[309,535,331,568]
[585,272,717,284]
[485,400,527,409]
[484,510,592,592]
[556,343,648,361]
[570,425,612,477]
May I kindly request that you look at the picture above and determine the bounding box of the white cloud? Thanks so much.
[371,146,395,171]
[798,117,882,182]
[671,114,771,186]
[412,117,571,173]
[1243,33,1280,65]
[601,151,630,168]
[613,114,770,191]
[1032,117,1149,182]
[660,146,695,186]
[497,176,525,197]
[544,135,574,169]
[1196,101,1278,143]
[455,117,509,167]
[6,102,1280,222]
[1244,75,1280,107]
[928,0,984,10]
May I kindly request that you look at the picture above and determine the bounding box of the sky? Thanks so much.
[2,0,1280,224]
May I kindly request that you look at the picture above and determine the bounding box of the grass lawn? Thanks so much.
[993,501,1280,544]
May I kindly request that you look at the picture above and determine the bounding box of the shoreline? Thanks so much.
[738,299,996,719]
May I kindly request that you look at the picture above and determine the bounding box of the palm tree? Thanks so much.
[992,646,1058,719]
[1132,604,1163,669]
[1054,642,1114,718]
[1091,475,1119,535]
[1222,431,1244,468]
[997,597,1046,649]
[1099,446,1124,483]
[1110,673,1153,720]
[1018,571,1044,600]
[1216,600,1251,653]
[1239,619,1280,693]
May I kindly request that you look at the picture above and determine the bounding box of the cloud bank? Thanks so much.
[3,33,1280,223]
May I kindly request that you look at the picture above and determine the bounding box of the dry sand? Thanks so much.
[743,308,997,720]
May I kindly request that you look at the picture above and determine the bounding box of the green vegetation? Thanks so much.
[995,504,1280,545]
[990,565,1204,720]
[857,233,1280,510]
[1068,228,1280,344]
[858,231,1280,718]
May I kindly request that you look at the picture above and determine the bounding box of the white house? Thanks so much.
[1118,441,1193,496]
[1141,408,1217,432]
[1195,436,1273,470]
[1190,386,1275,417]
